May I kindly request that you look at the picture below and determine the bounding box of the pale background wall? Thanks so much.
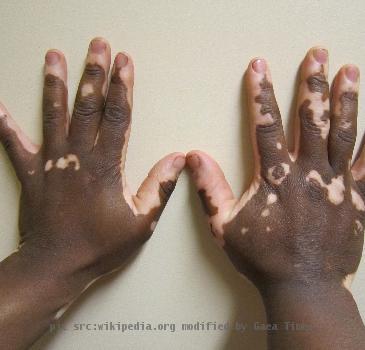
[0,1,364,349]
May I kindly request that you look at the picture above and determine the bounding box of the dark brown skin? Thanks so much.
[0,38,185,349]
[187,48,365,349]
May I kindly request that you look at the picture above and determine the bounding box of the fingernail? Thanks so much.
[313,48,328,64]
[90,39,106,54]
[115,53,128,68]
[173,156,185,169]
[345,65,359,82]
[252,59,266,73]
[45,51,60,65]
[187,154,200,169]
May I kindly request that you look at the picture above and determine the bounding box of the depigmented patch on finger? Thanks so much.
[299,99,330,140]
[306,170,345,205]
[45,160,53,172]
[267,163,290,185]
[81,83,95,97]
[231,180,260,218]
[254,76,279,125]
[351,188,365,211]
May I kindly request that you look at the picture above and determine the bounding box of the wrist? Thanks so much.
[15,238,100,310]
[258,279,365,349]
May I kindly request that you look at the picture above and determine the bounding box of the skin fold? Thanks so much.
[0,38,185,349]
[187,48,365,349]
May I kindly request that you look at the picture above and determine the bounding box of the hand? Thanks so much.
[187,47,365,349]
[0,38,184,348]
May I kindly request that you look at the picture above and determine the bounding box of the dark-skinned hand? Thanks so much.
[187,47,365,350]
[0,37,185,349]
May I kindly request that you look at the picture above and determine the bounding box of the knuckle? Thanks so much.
[256,119,281,136]
[83,64,105,81]
[43,109,64,127]
[73,97,101,122]
[307,73,329,97]
[341,91,358,115]
[104,100,130,125]
[337,128,356,145]
[44,74,65,91]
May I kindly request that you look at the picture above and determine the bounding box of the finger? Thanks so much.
[186,150,235,242]
[43,50,68,154]
[296,47,330,166]
[69,38,111,152]
[245,58,290,184]
[0,102,39,179]
[132,153,185,224]
[97,52,133,163]
[329,65,359,174]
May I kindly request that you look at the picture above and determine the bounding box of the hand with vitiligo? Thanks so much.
[187,48,365,349]
[0,38,185,349]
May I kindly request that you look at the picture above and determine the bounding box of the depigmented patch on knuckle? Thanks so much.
[267,163,290,185]
[254,75,280,126]
[45,154,80,172]
[305,170,345,205]
[299,99,329,140]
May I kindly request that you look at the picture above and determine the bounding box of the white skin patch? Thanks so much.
[261,209,270,217]
[307,96,330,140]
[267,163,290,186]
[256,113,274,126]
[241,227,249,235]
[342,273,355,291]
[54,302,72,320]
[306,170,345,205]
[267,193,278,205]
[81,83,94,97]
[150,221,157,232]
[53,102,61,108]
[276,142,282,150]
[266,226,271,232]
[351,188,365,211]
[27,170,35,175]
[45,160,53,172]
[231,180,260,218]
[355,220,363,236]
[55,154,81,171]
